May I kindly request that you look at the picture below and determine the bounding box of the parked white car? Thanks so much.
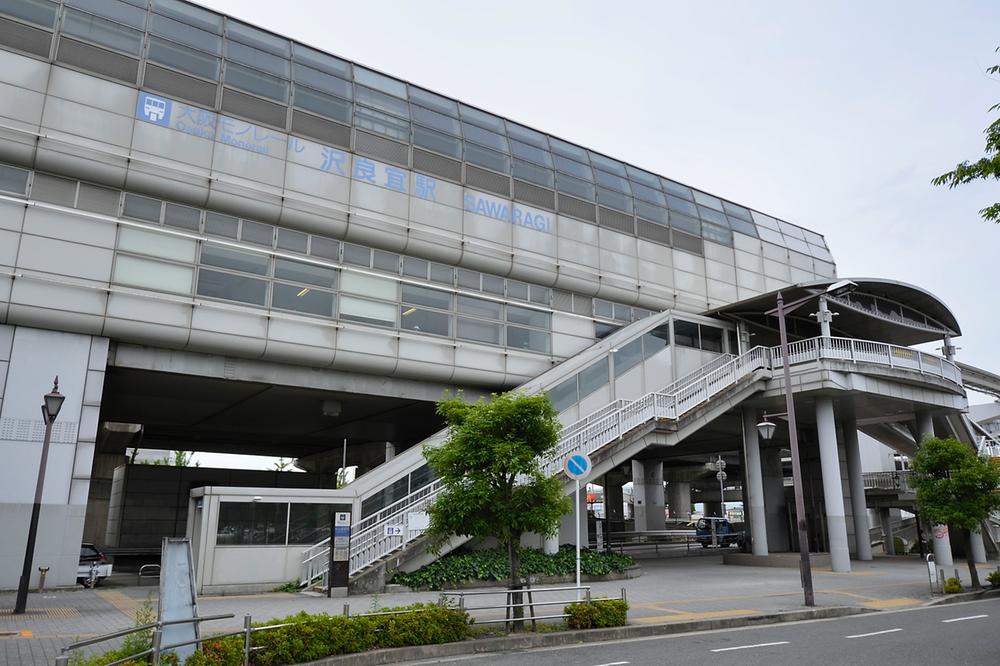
[77,543,113,588]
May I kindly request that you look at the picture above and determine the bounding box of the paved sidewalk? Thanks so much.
[1,554,994,665]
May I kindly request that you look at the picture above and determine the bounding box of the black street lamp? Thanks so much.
[14,377,65,615]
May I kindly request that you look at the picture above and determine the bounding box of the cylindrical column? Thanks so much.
[817,296,832,337]
[932,524,954,567]
[668,481,691,521]
[916,411,934,443]
[632,460,665,531]
[816,397,851,572]
[543,534,559,555]
[841,403,872,561]
[762,447,789,551]
[384,441,396,462]
[970,529,988,564]
[742,409,769,556]
[880,508,895,555]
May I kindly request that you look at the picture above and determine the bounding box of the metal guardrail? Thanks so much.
[440,584,625,631]
[863,470,914,492]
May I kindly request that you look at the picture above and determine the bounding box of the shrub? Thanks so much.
[944,577,962,593]
[563,598,629,629]
[184,637,243,666]
[391,545,635,590]
[986,571,1000,589]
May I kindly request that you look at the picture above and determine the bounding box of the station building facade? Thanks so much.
[0,0,989,592]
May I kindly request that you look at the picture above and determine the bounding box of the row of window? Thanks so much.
[216,501,335,546]
[360,464,432,518]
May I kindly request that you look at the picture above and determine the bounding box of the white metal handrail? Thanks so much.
[863,470,914,492]
[302,335,961,585]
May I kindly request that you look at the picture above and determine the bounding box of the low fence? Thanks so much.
[440,584,626,632]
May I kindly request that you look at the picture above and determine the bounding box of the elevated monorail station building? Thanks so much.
[0,0,997,593]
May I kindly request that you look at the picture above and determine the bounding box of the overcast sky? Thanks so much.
[190,0,1000,467]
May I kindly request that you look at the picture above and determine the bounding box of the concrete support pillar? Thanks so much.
[970,529,988,564]
[880,508,895,555]
[932,524,954,567]
[816,397,851,572]
[816,295,832,337]
[841,404,872,561]
[668,481,691,521]
[916,411,934,443]
[559,486,589,547]
[742,409,769,556]
[384,441,396,462]
[632,460,665,530]
[543,534,559,555]
[762,447,789,551]
[603,471,626,527]
[703,501,723,518]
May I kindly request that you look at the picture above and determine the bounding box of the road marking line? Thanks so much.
[942,614,988,623]
[591,662,630,666]
[863,597,922,609]
[846,628,902,638]
[710,641,789,652]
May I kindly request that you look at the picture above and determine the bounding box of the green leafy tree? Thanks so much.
[910,437,1000,588]
[932,47,1000,222]
[274,457,291,471]
[424,391,572,623]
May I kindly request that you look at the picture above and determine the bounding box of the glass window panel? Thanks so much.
[548,376,578,411]
[30,173,76,205]
[355,85,408,118]
[674,320,699,348]
[613,338,643,376]
[292,44,350,78]
[150,13,221,54]
[402,284,451,309]
[530,285,550,305]
[148,36,220,79]
[727,216,757,237]
[215,501,250,544]
[698,206,729,227]
[293,87,352,124]
[224,62,288,102]
[505,121,548,148]
[552,154,593,181]
[226,21,289,57]
[642,324,670,358]
[408,87,457,116]
[802,228,826,246]
[340,272,395,300]
[507,305,549,328]
[757,226,784,244]
[412,125,462,159]
[509,140,552,167]
[597,187,633,214]
[309,236,340,260]
[693,190,724,211]
[339,295,395,326]
[700,325,724,352]
[457,317,500,344]
[288,503,334,544]
[506,326,549,353]
[360,477,408,517]
[119,227,196,262]
[661,179,693,200]
[613,302,631,321]
[626,165,661,188]
[429,263,454,284]
[549,137,589,162]
[225,40,290,77]
[482,274,504,295]
[409,464,434,493]
[240,220,273,246]
[506,280,528,301]
[372,249,399,272]
[113,255,193,294]
[456,268,480,289]
[462,122,508,152]
[588,153,627,177]
[411,105,460,135]
[342,243,371,267]
[196,268,268,304]
[277,228,308,253]
[78,184,120,215]
[595,321,619,339]
[273,282,335,317]
[779,220,807,240]
[457,294,501,319]
[354,67,406,98]
[631,181,665,206]
[355,105,409,142]
[635,200,668,225]
[670,213,701,236]
[63,8,143,55]
[665,194,699,217]
[784,235,811,253]
[594,299,613,319]
[555,173,595,201]
[579,359,609,397]
[459,104,504,132]
[400,306,450,336]
[722,201,752,221]
[402,256,428,279]
[292,63,354,99]
[464,143,509,173]
[200,244,269,274]
[123,194,161,222]
[512,160,553,188]
[274,258,336,288]
[163,203,200,230]
[249,502,287,545]
[153,0,221,34]
[66,0,146,28]
[0,164,29,194]
[0,0,57,27]
[595,169,631,194]
[751,210,780,230]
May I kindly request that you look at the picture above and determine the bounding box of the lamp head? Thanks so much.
[756,418,777,441]
[43,376,65,423]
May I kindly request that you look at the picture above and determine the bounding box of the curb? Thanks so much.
[303,605,874,665]
[925,586,1000,606]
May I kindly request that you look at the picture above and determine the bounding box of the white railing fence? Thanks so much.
[863,470,914,492]
[301,335,961,586]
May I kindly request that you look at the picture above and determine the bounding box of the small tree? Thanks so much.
[910,437,1000,588]
[424,391,572,623]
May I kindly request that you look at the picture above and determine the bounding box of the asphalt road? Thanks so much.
[415,598,1000,665]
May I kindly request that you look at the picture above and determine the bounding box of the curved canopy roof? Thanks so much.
[705,278,960,347]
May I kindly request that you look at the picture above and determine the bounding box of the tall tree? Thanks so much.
[424,391,571,623]
[931,47,1000,223]
[910,436,1000,588]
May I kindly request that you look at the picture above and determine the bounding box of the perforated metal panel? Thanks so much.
[355,130,409,167]
[552,289,573,312]
[0,17,51,57]
[572,294,593,316]
[465,164,510,197]
[513,179,555,211]
[672,229,704,255]
[221,87,288,129]
[637,219,670,246]
[599,206,635,235]
[31,173,77,206]
[143,64,217,108]
[291,110,351,149]
[557,194,597,223]
[56,38,139,84]
[412,148,461,182]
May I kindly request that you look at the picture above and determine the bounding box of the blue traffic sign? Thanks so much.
[564,453,592,480]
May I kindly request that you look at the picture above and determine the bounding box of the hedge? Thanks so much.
[563,599,629,629]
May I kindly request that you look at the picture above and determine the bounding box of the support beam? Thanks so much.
[632,460,665,530]
[742,409,768,556]
[841,403,872,561]
[880,508,895,555]
[816,397,851,572]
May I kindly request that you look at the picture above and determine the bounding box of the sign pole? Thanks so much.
[563,453,592,603]
[575,478,581,601]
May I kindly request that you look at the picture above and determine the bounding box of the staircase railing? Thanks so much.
[302,335,962,585]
